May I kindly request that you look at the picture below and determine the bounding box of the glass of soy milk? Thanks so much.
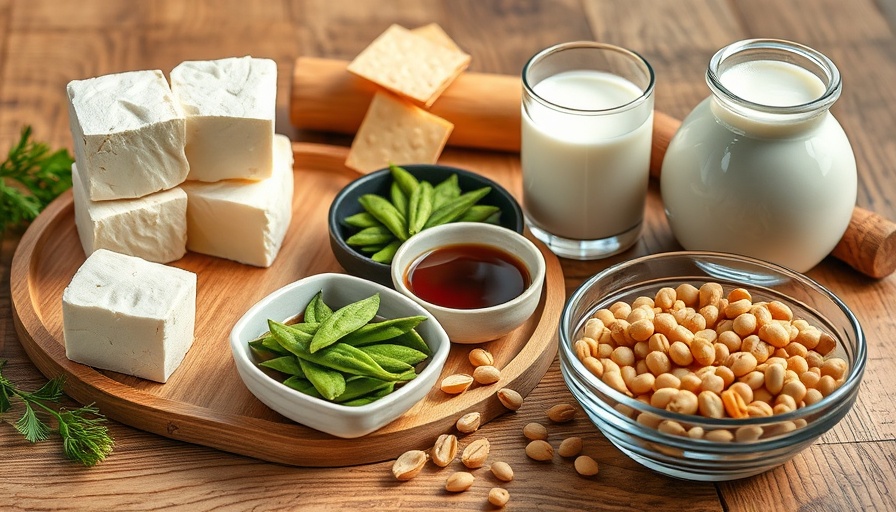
[521,42,655,260]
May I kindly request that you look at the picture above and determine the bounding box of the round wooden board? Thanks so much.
[10,143,565,467]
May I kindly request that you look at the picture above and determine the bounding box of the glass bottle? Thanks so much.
[660,39,856,272]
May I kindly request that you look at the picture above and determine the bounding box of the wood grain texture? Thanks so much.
[1,0,896,510]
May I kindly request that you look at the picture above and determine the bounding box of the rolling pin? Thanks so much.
[290,56,896,279]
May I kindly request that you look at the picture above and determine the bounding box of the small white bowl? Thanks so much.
[230,273,450,438]
[391,223,546,343]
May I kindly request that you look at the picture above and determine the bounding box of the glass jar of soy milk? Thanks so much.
[661,39,856,272]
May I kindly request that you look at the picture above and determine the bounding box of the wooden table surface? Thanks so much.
[2,1,895,510]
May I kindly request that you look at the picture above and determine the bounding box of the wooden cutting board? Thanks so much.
[9,143,565,467]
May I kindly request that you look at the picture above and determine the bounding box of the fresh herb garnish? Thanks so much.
[0,126,74,232]
[0,359,114,466]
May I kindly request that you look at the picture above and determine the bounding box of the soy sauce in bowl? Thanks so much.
[404,244,530,310]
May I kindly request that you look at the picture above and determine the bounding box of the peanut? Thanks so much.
[497,388,523,411]
[522,422,548,441]
[488,488,510,507]
[431,434,458,467]
[468,348,494,367]
[574,455,600,476]
[525,440,553,461]
[472,365,501,385]
[490,461,514,482]
[445,471,475,492]
[546,403,577,423]
[440,374,473,394]
[558,437,584,457]
[392,450,428,481]
[456,412,481,434]
[461,438,490,468]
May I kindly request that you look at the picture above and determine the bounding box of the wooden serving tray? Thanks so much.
[10,143,564,467]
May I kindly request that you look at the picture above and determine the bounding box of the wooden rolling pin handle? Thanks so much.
[290,57,896,278]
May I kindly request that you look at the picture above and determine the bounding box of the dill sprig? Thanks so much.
[0,360,114,466]
[0,126,74,232]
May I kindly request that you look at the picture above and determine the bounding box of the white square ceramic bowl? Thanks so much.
[230,273,450,438]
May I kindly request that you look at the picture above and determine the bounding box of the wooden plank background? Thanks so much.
[1,1,895,510]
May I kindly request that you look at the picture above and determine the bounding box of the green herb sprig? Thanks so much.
[0,126,74,233]
[0,360,114,466]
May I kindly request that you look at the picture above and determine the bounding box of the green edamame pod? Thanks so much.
[270,321,405,381]
[259,355,305,376]
[456,204,501,223]
[389,163,419,196]
[432,174,461,209]
[299,359,346,401]
[407,181,434,235]
[389,329,433,356]
[333,377,395,403]
[345,226,395,246]
[423,186,492,229]
[358,194,409,241]
[304,292,325,324]
[310,294,380,353]
[282,376,322,398]
[339,316,428,346]
[361,351,414,373]
[390,182,408,218]
[370,239,403,264]
[249,336,288,357]
[342,212,384,229]
[359,344,429,366]
[361,243,389,254]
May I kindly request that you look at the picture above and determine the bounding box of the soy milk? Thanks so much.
[661,40,856,272]
[522,70,653,242]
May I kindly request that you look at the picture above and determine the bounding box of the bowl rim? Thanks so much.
[229,272,451,417]
[559,250,867,443]
[327,163,525,272]
[390,222,547,314]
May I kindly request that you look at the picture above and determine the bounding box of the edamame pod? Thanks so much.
[259,355,305,376]
[345,226,395,246]
[390,182,408,218]
[389,163,419,196]
[282,376,322,398]
[339,315,428,346]
[299,359,346,400]
[408,181,434,235]
[358,194,409,241]
[432,174,461,209]
[456,205,501,223]
[359,344,429,366]
[370,239,403,264]
[342,212,384,229]
[310,294,380,353]
[423,186,492,229]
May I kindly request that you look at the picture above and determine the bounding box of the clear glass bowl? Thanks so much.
[559,251,866,481]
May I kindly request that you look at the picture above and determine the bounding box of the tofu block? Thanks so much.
[180,134,293,267]
[72,164,188,264]
[67,70,190,201]
[170,56,277,182]
[62,249,197,384]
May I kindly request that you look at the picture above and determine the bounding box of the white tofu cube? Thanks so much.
[72,164,187,264]
[62,249,197,384]
[170,56,277,182]
[180,134,293,267]
[67,70,190,201]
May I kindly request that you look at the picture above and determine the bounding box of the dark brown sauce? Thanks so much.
[405,243,530,310]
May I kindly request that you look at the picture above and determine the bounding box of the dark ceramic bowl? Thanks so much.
[328,164,524,287]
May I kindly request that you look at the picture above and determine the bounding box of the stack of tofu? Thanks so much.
[62,56,292,384]
[67,56,293,268]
